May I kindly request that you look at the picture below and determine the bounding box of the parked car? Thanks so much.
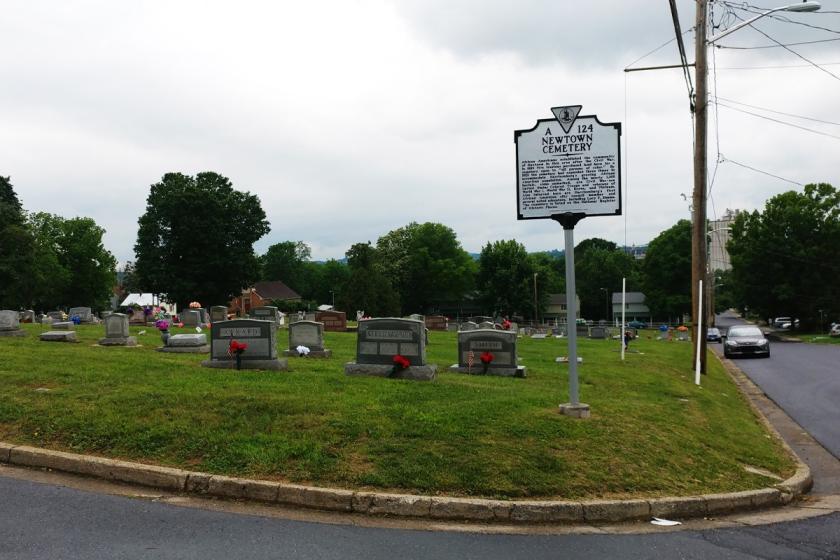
[627,320,648,329]
[706,327,722,342]
[830,324,840,338]
[723,326,770,358]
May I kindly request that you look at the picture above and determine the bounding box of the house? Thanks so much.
[611,292,651,322]
[543,293,581,323]
[230,281,301,316]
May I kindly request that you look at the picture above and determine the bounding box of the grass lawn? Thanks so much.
[789,333,840,345]
[0,323,794,500]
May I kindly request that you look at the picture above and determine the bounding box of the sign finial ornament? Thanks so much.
[551,105,582,134]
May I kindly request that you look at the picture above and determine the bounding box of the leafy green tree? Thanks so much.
[339,242,399,317]
[134,172,269,309]
[477,240,535,318]
[27,213,116,310]
[376,222,475,314]
[728,183,840,329]
[575,239,639,320]
[0,176,36,309]
[642,220,692,322]
[307,259,350,308]
[260,241,312,294]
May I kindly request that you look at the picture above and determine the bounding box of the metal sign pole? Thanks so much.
[554,213,589,418]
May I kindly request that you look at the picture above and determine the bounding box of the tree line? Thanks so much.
[3,171,836,328]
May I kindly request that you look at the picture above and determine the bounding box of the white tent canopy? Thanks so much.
[119,293,163,307]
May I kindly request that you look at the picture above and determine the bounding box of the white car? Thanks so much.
[830,324,840,338]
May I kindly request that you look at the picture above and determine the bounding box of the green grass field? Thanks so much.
[0,323,793,500]
[789,333,840,345]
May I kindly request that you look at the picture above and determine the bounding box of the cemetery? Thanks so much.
[0,319,794,501]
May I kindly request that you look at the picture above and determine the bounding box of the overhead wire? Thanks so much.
[721,1,840,35]
[714,97,840,127]
[716,37,840,49]
[718,156,804,186]
[714,102,840,140]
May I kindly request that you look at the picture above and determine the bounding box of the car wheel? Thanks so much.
[724,350,730,359]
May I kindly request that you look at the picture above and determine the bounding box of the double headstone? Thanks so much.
[98,313,137,346]
[284,320,331,358]
[450,328,525,377]
[201,319,287,370]
[210,306,228,323]
[0,310,26,337]
[68,307,94,323]
[315,310,346,332]
[345,318,436,381]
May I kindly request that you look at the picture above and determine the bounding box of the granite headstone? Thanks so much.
[450,329,525,377]
[345,318,435,381]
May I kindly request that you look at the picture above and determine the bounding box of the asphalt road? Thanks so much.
[1,474,839,560]
[714,313,840,461]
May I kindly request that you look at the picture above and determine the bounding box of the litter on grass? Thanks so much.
[651,517,681,526]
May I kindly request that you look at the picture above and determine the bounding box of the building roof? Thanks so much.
[251,281,300,301]
[612,292,646,304]
[548,294,579,305]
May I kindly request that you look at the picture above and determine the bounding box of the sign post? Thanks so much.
[515,105,621,419]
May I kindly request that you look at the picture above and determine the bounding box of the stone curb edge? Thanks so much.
[0,435,808,524]
[716,353,813,498]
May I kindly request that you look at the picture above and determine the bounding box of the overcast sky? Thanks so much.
[2,1,839,264]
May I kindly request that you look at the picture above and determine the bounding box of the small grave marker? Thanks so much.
[284,320,331,358]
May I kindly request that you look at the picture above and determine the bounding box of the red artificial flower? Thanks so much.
[392,354,410,370]
[480,352,495,364]
[228,340,248,354]
[502,319,511,330]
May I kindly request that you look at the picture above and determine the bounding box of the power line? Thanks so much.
[737,15,840,82]
[719,155,804,186]
[718,61,840,69]
[715,102,840,140]
[721,2,840,35]
[715,37,840,49]
[714,97,840,127]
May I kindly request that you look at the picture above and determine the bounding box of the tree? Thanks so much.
[26,213,116,310]
[376,222,475,314]
[642,220,692,322]
[260,241,312,294]
[477,240,535,318]
[339,242,399,317]
[574,239,639,320]
[307,259,350,307]
[728,183,840,329]
[134,172,270,309]
[0,176,36,309]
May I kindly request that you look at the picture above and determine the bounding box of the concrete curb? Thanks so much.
[0,438,808,524]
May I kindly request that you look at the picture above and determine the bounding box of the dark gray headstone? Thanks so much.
[210,306,228,323]
[354,318,427,366]
[450,329,525,377]
[210,319,276,361]
[590,326,607,339]
[250,306,281,325]
[202,319,285,370]
[47,311,63,321]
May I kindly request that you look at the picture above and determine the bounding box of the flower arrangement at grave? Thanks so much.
[70,315,81,325]
[189,301,201,309]
[296,345,310,357]
[391,354,410,377]
[502,319,512,330]
[228,340,248,370]
[480,351,494,374]
[155,319,170,344]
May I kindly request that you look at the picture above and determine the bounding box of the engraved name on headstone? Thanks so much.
[355,318,426,366]
[451,329,525,377]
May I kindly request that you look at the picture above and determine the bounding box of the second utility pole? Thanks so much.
[692,0,709,374]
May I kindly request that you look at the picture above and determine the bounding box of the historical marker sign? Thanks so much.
[515,107,621,220]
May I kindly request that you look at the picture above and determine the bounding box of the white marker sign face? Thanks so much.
[515,115,621,220]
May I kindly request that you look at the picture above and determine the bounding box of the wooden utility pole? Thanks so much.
[692,0,708,373]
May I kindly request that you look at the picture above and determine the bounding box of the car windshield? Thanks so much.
[727,327,762,337]
[708,328,720,335]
